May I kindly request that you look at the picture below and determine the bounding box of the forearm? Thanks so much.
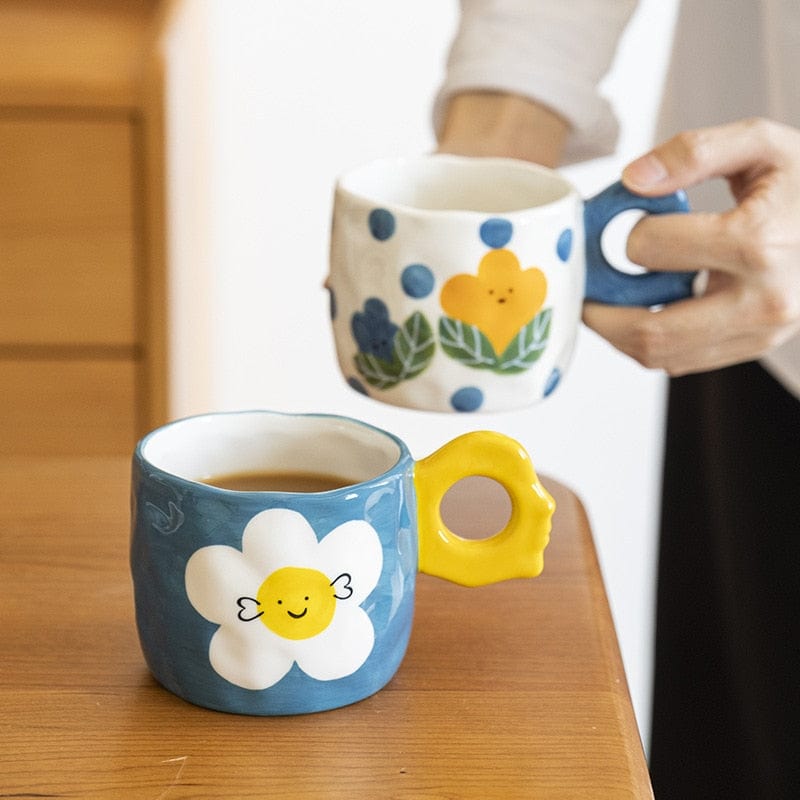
[436,91,570,168]
[434,1,637,165]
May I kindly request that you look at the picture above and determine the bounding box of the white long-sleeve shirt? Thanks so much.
[435,0,800,397]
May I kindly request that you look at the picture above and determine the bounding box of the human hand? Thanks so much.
[583,117,800,374]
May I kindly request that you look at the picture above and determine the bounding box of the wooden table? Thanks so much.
[0,456,653,799]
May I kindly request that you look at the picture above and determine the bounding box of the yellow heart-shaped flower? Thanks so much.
[440,249,548,354]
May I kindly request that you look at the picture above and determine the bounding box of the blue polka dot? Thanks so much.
[347,376,369,395]
[450,386,484,412]
[544,368,561,397]
[480,218,513,249]
[401,263,435,298]
[368,208,395,241]
[556,229,573,262]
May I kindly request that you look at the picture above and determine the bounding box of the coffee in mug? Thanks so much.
[201,470,351,493]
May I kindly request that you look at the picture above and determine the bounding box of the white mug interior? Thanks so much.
[140,412,402,488]
[336,155,574,213]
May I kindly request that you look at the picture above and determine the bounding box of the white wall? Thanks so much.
[163,0,679,746]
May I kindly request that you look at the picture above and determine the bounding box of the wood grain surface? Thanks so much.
[0,457,653,799]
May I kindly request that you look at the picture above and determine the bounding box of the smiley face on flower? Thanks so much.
[185,508,383,690]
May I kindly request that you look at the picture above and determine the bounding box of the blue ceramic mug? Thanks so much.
[131,411,555,715]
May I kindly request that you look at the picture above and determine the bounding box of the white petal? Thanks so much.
[185,545,261,625]
[241,508,320,572]
[317,520,383,604]
[293,606,375,681]
[209,622,294,690]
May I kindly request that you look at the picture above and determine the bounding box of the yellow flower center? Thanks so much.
[256,566,337,640]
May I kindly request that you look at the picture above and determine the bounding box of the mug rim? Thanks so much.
[334,153,577,216]
[134,410,409,496]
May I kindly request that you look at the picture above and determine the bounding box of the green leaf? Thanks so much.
[354,351,403,389]
[438,317,498,370]
[355,311,435,389]
[394,311,435,380]
[494,308,552,373]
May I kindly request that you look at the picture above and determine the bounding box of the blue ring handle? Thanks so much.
[584,181,696,306]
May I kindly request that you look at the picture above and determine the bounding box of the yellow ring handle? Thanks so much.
[414,431,555,587]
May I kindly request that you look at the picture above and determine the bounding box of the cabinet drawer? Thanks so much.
[0,358,139,455]
[0,115,137,345]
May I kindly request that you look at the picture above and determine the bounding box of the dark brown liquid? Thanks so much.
[201,470,353,493]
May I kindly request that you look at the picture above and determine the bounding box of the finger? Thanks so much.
[624,211,744,274]
[582,290,772,375]
[621,118,790,196]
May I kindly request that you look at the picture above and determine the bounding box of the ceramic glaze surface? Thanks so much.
[131,411,555,715]
[132,413,416,715]
[328,155,694,412]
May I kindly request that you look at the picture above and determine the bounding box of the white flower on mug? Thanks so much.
[185,508,383,690]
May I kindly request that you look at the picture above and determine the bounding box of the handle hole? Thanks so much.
[440,476,511,540]
[600,209,647,276]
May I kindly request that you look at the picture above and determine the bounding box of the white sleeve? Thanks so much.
[762,335,800,401]
[434,0,638,163]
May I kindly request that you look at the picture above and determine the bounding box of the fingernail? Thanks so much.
[623,154,668,189]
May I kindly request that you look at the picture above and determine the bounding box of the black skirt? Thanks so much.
[649,361,800,799]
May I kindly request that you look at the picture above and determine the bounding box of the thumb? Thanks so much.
[622,118,780,196]
[621,151,670,194]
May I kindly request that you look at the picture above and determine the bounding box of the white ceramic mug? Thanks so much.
[327,154,693,413]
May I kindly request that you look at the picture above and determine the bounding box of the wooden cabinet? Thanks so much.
[0,1,170,455]
[0,116,137,345]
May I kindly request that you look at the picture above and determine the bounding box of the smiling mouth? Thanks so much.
[287,608,308,619]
